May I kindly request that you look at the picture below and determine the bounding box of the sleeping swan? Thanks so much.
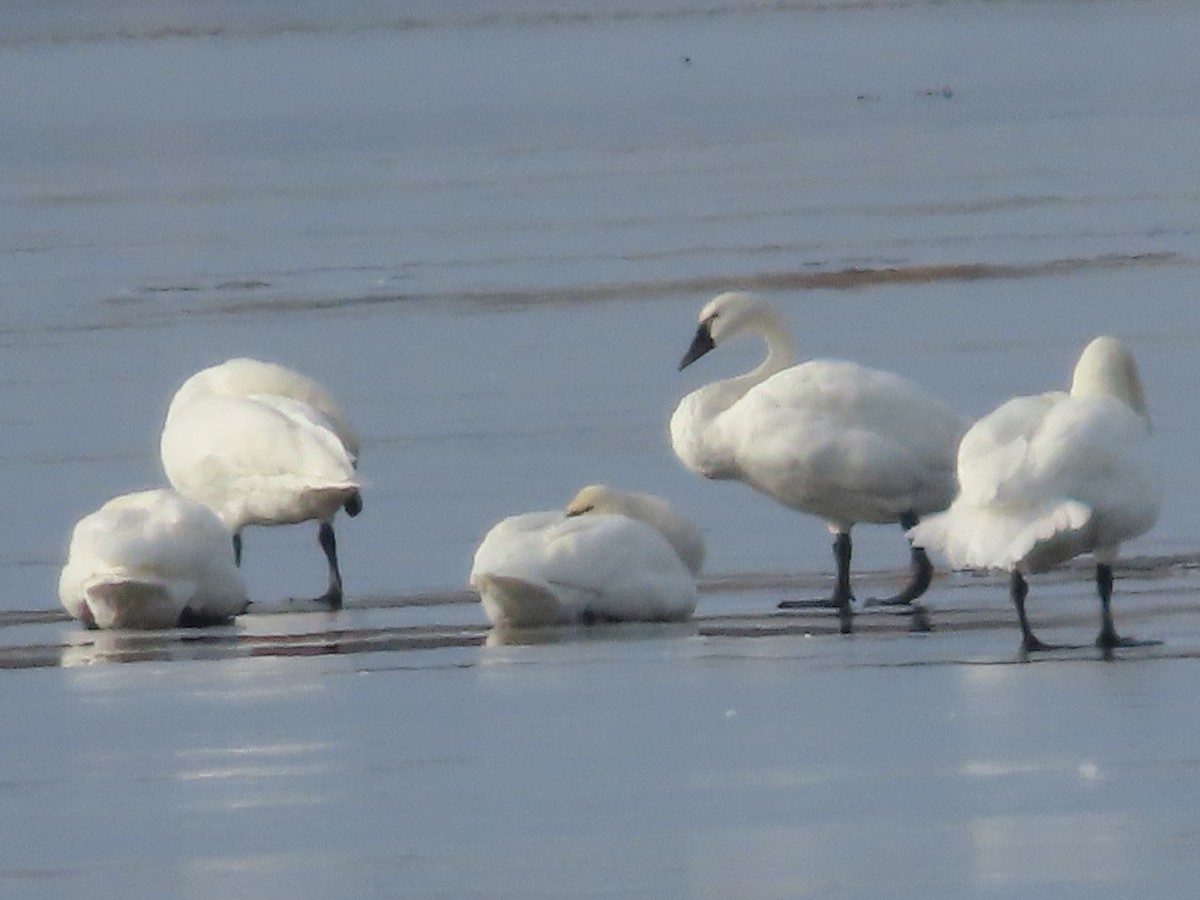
[670,291,963,632]
[909,336,1160,652]
[470,485,704,629]
[59,489,249,630]
[160,358,362,609]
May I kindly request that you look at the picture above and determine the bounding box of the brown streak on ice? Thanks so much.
[209,252,1179,315]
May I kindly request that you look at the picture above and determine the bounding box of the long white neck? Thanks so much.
[670,308,796,479]
[701,308,797,414]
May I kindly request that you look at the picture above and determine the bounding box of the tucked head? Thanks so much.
[565,484,632,518]
[679,291,778,370]
[565,484,705,575]
[1069,335,1147,416]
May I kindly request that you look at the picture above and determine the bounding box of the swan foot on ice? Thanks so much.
[862,513,934,608]
[775,532,857,633]
[1010,571,1077,654]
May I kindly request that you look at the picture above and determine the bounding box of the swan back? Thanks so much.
[565,484,705,574]
[165,358,360,459]
[59,489,249,629]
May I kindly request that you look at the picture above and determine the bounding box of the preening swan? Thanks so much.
[470,485,704,629]
[909,336,1160,652]
[160,358,362,609]
[670,291,963,632]
[59,489,249,630]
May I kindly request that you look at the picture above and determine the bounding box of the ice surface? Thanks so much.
[3,0,1200,895]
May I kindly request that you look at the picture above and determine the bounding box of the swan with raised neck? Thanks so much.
[670,290,964,630]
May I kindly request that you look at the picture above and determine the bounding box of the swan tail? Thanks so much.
[910,499,1093,572]
[81,577,186,630]
[472,574,566,628]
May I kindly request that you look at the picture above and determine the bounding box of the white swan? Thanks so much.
[160,358,361,608]
[59,489,249,630]
[470,485,704,629]
[670,291,963,631]
[909,336,1161,652]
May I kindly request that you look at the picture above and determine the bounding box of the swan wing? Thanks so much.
[720,364,962,524]
[161,394,358,527]
[750,361,964,460]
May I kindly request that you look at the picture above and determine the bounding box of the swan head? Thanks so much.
[678,291,782,371]
[1069,336,1148,416]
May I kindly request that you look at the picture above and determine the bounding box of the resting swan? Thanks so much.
[670,291,963,631]
[909,336,1160,652]
[470,485,704,629]
[160,358,362,609]
[59,489,249,629]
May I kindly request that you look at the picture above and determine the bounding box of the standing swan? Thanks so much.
[59,489,249,629]
[160,358,362,609]
[670,291,963,631]
[470,485,704,629]
[909,336,1160,653]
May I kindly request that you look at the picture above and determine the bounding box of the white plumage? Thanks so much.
[470,485,704,629]
[670,291,963,629]
[909,336,1160,651]
[59,489,248,630]
[160,358,361,608]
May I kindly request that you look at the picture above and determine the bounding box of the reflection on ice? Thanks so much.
[483,618,699,648]
[972,814,1125,887]
[58,627,242,667]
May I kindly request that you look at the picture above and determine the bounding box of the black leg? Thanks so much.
[1095,563,1119,649]
[233,532,242,567]
[832,531,854,634]
[1094,563,1158,651]
[315,521,344,610]
[869,511,933,606]
[777,531,857,633]
[1011,570,1056,653]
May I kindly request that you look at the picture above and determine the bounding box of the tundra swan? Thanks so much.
[160,358,361,609]
[59,489,249,629]
[670,291,963,631]
[470,485,703,629]
[909,336,1160,652]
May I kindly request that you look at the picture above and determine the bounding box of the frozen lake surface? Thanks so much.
[3,0,1200,895]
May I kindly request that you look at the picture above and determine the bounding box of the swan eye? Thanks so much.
[567,504,595,517]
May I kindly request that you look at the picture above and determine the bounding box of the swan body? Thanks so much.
[160,358,361,608]
[59,489,249,630]
[909,336,1160,651]
[671,291,963,627]
[470,485,703,628]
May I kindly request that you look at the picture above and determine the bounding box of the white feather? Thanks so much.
[470,488,703,628]
[910,337,1160,574]
[670,291,963,532]
[58,489,248,629]
[160,358,359,531]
